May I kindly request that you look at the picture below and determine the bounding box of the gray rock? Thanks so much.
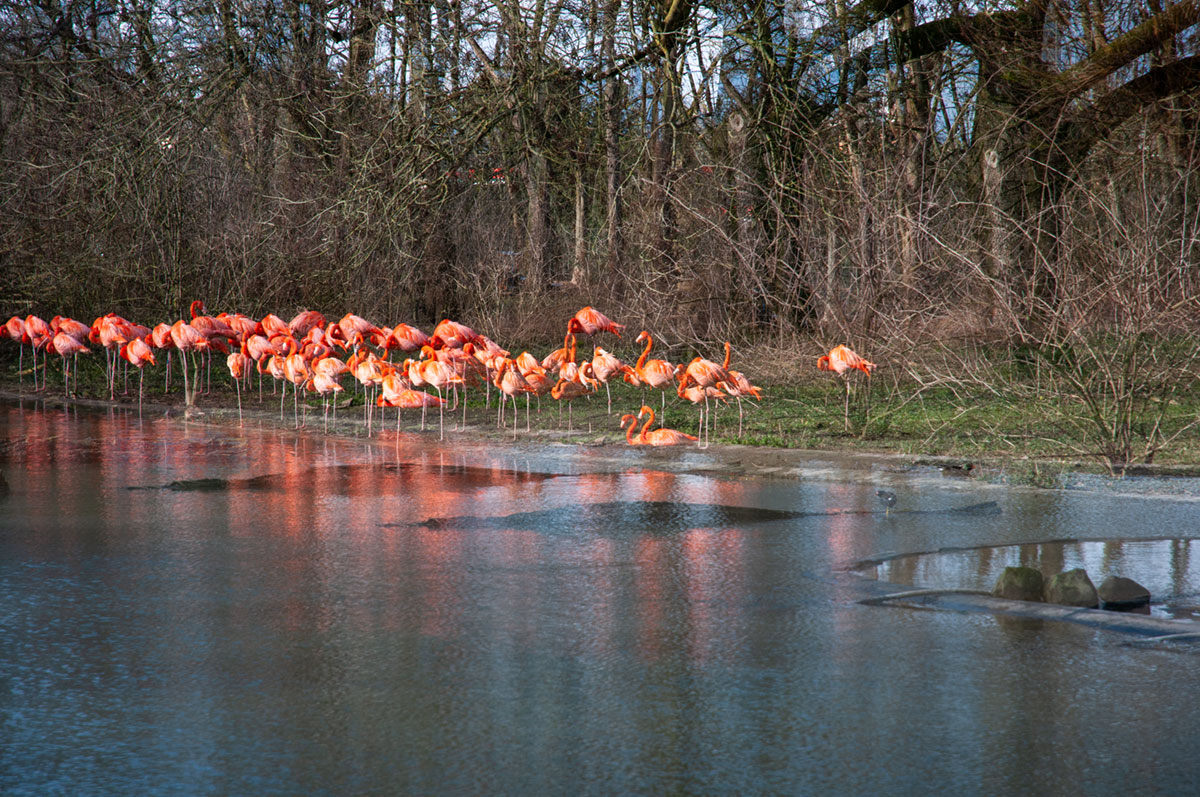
[1098,576,1151,610]
[1044,568,1099,608]
[992,566,1045,602]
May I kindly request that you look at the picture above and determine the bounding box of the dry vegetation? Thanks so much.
[1,0,1198,472]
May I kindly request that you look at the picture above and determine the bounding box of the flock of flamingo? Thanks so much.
[2,303,875,447]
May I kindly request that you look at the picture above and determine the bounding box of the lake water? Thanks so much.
[3,398,1200,793]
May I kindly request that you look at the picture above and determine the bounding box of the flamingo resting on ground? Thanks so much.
[622,405,698,446]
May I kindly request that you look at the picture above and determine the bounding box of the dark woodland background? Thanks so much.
[2,0,1198,350]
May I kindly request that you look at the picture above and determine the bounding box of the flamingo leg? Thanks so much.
[180,349,191,407]
[844,379,850,431]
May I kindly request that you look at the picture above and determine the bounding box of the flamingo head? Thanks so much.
[190,300,206,319]
[817,355,831,371]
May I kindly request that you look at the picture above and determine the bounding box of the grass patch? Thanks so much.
[4,336,1200,476]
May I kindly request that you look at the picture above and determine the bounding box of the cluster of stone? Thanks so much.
[992,566,1151,611]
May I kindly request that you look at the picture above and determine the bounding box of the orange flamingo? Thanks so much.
[677,377,727,449]
[718,341,762,436]
[121,336,157,411]
[629,405,698,446]
[590,347,626,414]
[377,385,445,433]
[385,323,431,354]
[337,313,380,349]
[430,319,480,350]
[4,316,27,390]
[93,315,132,398]
[620,414,640,444]
[550,364,596,433]
[258,313,291,339]
[566,306,624,338]
[24,315,52,391]
[631,330,677,413]
[189,302,237,394]
[417,346,464,440]
[677,353,731,447]
[288,310,327,337]
[817,344,875,430]
[169,320,209,407]
[516,352,554,415]
[226,350,249,422]
[283,351,311,427]
[50,331,89,396]
[51,316,90,391]
[541,332,577,374]
[308,370,344,431]
[493,358,535,436]
[817,344,875,376]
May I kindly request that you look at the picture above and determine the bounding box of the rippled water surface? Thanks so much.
[3,398,1200,793]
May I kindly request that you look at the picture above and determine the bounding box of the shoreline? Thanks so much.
[7,384,1200,492]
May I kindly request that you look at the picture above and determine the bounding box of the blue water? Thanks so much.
[3,398,1200,793]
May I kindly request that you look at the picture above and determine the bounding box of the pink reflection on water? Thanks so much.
[2,401,765,668]
[682,526,749,666]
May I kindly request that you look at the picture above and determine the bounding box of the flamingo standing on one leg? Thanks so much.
[516,353,554,429]
[149,323,175,393]
[120,336,156,413]
[589,347,626,414]
[227,350,249,424]
[4,317,26,391]
[631,330,677,415]
[817,344,875,431]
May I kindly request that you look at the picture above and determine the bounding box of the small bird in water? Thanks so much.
[877,490,897,516]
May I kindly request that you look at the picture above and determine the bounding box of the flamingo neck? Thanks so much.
[637,334,652,371]
[639,409,655,442]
